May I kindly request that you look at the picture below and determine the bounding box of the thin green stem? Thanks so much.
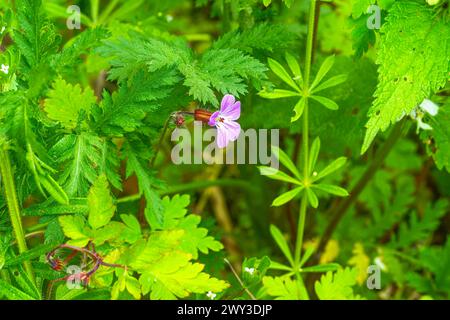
[292,0,317,300]
[0,141,35,283]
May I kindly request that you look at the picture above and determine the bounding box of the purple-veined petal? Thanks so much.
[220,94,236,112]
[208,111,220,126]
[221,101,241,120]
[216,125,228,148]
[222,120,241,141]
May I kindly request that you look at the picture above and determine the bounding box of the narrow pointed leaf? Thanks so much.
[314,157,347,181]
[268,58,301,91]
[285,52,303,87]
[270,224,294,265]
[269,261,292,271]
[312,184,349,197]
[258,166,302,185]
[310,95,339,110]
[272,187,304,206]
[310,55,335,91]
[306,188,319,208]
[311,74,347,93]
[291,97,306,122]
[271,146,302,180]
[299,246,316,267]
[300,263,340,273]
[259,89,301,99]
[308,137,321,174]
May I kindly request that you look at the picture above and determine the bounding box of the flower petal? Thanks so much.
[220,94,236,112]
[216,125,228,148]
[222,120,241,141]
[419,99,439,116]
[208,111,220,126]
[221,101,241,120]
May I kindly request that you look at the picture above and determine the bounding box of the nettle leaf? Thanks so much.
[361,1,450,153]
[421,103,450,172]
[315,267,363,300]
[44,78,96,130]
[87,174,116,229]
[262,276,301,300]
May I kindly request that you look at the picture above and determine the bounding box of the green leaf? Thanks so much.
[272,187,304,207]
[44,78,96,130]
[310,95,339,110]
[291,97,306,122]
[361,1,450,154]
[119,214,142,244]
[308,137,321,174]
[268,58,300,92]
[262,276,301,299]
[87,174,116,230]
[258,88,301,99]
[315,267,362,300]
[310,55,335,91]
[271,146,302,180]
[58,215,91,247]
[306,188,319,208]
[314,157,347,181]
[0,279,36,300]
[301,263,341,273]
[285,52,303,87]
[269,224,294,265]
[5,243,56,267]
[258,166,302,185]
[311,74,347,94]
[312,184,349,197]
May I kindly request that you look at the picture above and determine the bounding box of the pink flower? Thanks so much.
[208,95,241,148]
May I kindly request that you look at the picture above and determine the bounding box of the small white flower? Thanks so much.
[166,15,173,22]
[0,26,5,34]
[206,291,216,300]
[410,99,439,133]
[244,267,255,275]
[1,64,9,75]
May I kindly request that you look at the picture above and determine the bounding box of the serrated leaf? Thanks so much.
[44,78,96,130]
[361,1,450,154]
[315,267,362,300]
[262,276,301,299]
[87,174,116,230]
